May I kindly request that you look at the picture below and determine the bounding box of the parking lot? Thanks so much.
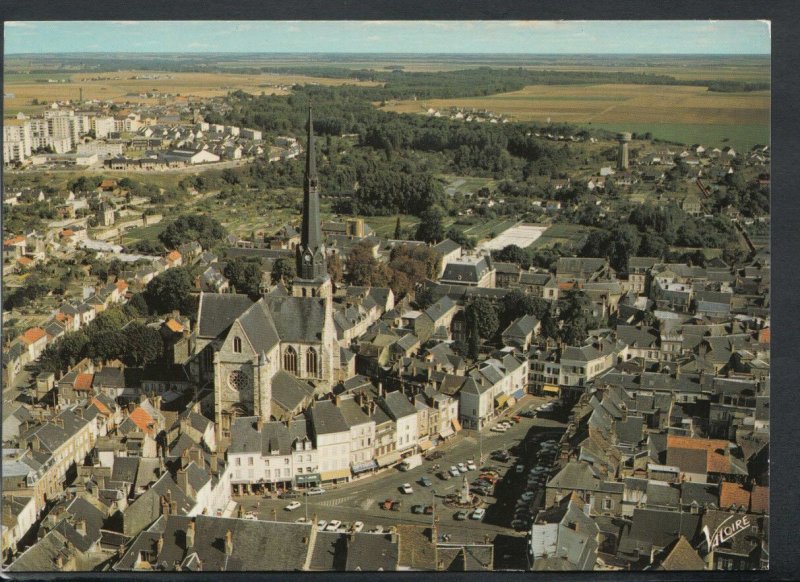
[236,396,567,567]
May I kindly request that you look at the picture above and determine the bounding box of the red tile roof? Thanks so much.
[4,235,25,246]
[115,280,129,292]
[73,373,94,391]
[164,318,184,333]
[21,327,46,345]
[90,397,111,416]
[129,407,156,436]
[750,485,769,514]
[719,482,750,509]
[166,250,182,263]
[667,435,730,454]
[16,256,33,266]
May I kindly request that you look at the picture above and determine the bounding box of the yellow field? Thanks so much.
[3,70,379,113]
[380,83,770,126]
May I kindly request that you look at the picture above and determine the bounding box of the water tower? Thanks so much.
[616,132,632,170]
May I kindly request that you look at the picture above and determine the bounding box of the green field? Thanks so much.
[589,122,769,152]
[530,223,595,250]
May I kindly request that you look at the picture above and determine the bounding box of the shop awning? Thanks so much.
[439,424,454,438]
[295,473,321,485]
[351,459,378,474]
[377,451,402,467]
[543,384,560,394]
[418,439,434,451]
[320,468,351,482]
[451,418,462,433]
[495,394,509,408]
[507,396,516,407]
[512,388,525,400]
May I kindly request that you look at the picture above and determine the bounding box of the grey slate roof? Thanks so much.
[310,400,350,435]
[345,533,399,571]
[115,514,314,571]
[196,292,255,338]
[265,295,328,342]
[502,314,539,339]
[272,370,315,413]
[235,299,281,354]
[379,391,417,421]
[338,397,372,428]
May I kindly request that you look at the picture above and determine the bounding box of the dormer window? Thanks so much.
[233,336,242,353]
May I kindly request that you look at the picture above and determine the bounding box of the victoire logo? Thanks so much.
[701,514,751,552]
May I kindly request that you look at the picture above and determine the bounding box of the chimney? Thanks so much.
[55,554,64,569]
[256,417,263,432]
[186,519,195,549]
[160,495,169,516]
[335,395,341,406]
[178,468,193,497]
[209,453,218,474]
[155,534,164,555]
[224,529,233,556]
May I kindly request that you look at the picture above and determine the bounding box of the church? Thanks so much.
[192,107,340,446]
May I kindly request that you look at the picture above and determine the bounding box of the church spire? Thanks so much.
[295,105,327,289]
[301,105,322,253]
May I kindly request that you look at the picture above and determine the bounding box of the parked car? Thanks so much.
[295,517,309,524]
[520,492,535,501]
[369,525,384,534]
[466,460,477,471]
[382,499,396,510]
[516,465,525,473]
[317,520,328,531]
[511,519,530,530]
[424,505,434,515]
[243,514,257,521]
[307,487,326,496]
[490,425,507,433]
[449,466,461,477]
[420,476,433,487]
[457,463,468,473]
[325,520,342,531]
[400,483,414,494]
[511,416,521,423]
[412,504,425,514]
[454,511,468,521]
[471,508,486,520]
[352,521,365,533]
[438,471,452,481]
[425,451,444,461]
[279,491,301,499]
[284,501,301,511]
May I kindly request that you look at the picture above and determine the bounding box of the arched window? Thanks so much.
[233,336,242,353]
[302,288,307,297]
[284,346,298,374]
[306,347,319,378]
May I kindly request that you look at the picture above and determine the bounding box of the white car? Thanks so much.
[285,501,302,511]
[500,420,513,428]
[471,508,486,520]
[490,425,507,433]
[326,520,342,531]
[520,492,535,501]
[457,463,468,473]
[317,520,328,531]
[352,521,365,533]
[449,466,460,477]
[369,525,385,534]
[306,487,326,496]
[466,460,477,471]
[295,517,309,524]
[401,483,414,494]
[243,514,257,521]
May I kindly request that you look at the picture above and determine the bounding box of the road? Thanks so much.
[236,395,567,569]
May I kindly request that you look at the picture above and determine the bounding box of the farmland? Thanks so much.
[2,69,379,116]
[380,83,770,151]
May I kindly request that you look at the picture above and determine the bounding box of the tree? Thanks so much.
[393,216,403,240]
[445,227,476,250]
[557,290,599,345]
[346,242,382,286]
[158,215,225,250]
[500,289,549,329]
[127,293,149,316]
[144,268,195,315]
[492,244,528,266]
[415,207,445,243]
[271,258,296,285]
[124,322,164,366]
[414,285,435,310]
[327,252,344,285]
[467,318,480,360]
[225,257,264,296]
[465,297,499,340]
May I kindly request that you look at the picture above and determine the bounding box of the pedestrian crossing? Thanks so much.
[315,494,357,507]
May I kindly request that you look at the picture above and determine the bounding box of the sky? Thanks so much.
[5,21,770,55]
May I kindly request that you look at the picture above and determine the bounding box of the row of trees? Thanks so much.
[38,306,162,374]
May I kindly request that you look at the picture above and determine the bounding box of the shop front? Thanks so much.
[351,459,378,477]
[294,473,321,489]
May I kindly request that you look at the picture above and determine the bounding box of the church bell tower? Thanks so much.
[293,106,331,299]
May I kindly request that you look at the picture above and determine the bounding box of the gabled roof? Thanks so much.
[655,536,706,570]
[380,391,417,420]
[196,292,254,338]
[310,400,350,435]
[265,295,328,343]
[236,299,281,354]
[502,314,539,339]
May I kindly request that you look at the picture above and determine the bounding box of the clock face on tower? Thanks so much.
[304,254,312,264]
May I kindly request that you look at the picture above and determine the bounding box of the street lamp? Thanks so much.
[304,491,308,522]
